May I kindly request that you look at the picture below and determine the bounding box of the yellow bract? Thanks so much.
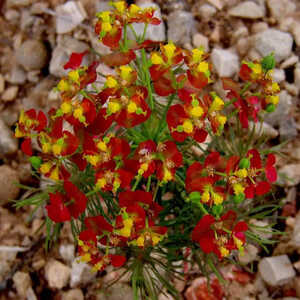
[108,101,121,113]
[220,246,230,257]
[120,65,133,81]
[61,102,72,114]
[233,183,245,195]
[127,102,138,113]
[129,4,140,14]
[210,96,224,112]
[68,70,80,83]
[40,162,52,174]
[266,95,279,105]
[190,106,204,118]
[196,61,209,73]
[97,141,107,152]
[96,178,107,189]
[212,192,223,205]
[102,22,112,32]
[235,168,248,178]
[106,76,118,88]
[163,42,176,60]
[151,53,164,65]
[57,79,70,92]
[192,48,204,63]
[52,144,63,156]
[163,168,173,182]
[112,1,126,13]
[182,120,193,133]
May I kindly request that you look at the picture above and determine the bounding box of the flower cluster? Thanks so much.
[15,1,280,295]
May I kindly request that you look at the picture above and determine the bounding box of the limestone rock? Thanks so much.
[62,289,84,300]
[12,272,32,297]
[0,119,18,156]
[267,0,296,21]
[55,1,87,34]
[192,33,209,51]
[16,40,48,71]
[1,86,19,102]
[278,164,300,187]
[45,259,71,289]
[229,1,265,19]
[211,48,239,77]
[254,29,293,63]
[259,255,295,286]
[70,260,96,287]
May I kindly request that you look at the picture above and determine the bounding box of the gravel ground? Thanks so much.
[1,0,300,299]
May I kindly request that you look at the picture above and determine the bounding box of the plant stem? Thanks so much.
[141,48,154,110]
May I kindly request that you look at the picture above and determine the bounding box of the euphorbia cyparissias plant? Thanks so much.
[15,1,280,298]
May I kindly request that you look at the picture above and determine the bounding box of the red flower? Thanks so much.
[192,211,248,259]
[46,181,87,222]
[84,215,113,236]
[64,51,88,70]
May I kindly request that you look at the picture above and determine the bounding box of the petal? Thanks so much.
[21,138,33,156]
[266,166,277,183]
[85,216,113,234]
[255,181,271,195]
[64,51,88,70]
[110,255,126,267]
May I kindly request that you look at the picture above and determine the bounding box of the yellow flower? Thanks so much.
[129,4,140,14]
[163,169,173,181]
[235,168,248,178]
[112,1,126,13]
[220,246,230,257]
[233,183,245,195]
[192,48,204,63]
[61,102,72,114]
[127,102,137,113]
[68,70,80,83]
[151,53,164,65]
[266,95,279,105]
[137,235,145,247]
[163,42,176,60]
[106,76,118,88]
[201,191,210,203]
[196,61,209,73]
[57,79,70,92]
[108,101,121,114]
[210,96,224,112]
[190,106,204,118]
[182,120,193,133]
[52,144,63,156]
[102,21,112,33]
[40,162,52,174]
[212,192,223,205]
[96,178,107,189]
[120,65,133,81]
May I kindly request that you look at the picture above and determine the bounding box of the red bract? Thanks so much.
[101,50,136,67]
[46,181,87,222]
[192,211,248,259]
[64,51,88,70]
[84,215,113,236]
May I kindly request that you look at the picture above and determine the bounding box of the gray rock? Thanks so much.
[128,2,165,42]
[197,4,217,20]
[59,244,75,264]
[294,68,300,89]
[62,289,84,300]
[26,287,37,300]
[238,244,259,265]
[272,69,285,83]
[12,271,32,297]
[0,74,4,93]
[167,11,194,45]
[291,212,300,247]
[278,164,300,187]
[229,1,265,19]
[70,260,96,287]
[211,48,239,77]
[0,165,19,205]
[45,259,71,289]
[259,255,295,286]
[55,1,87,34]
[279,118,298,141]
[6,0,31,8]
[9,65,26,84]
[192,33,209,51]
[254,29,293,63]
[49,37,89,77]
[0,119,18,156]
[281,55,299,69]
[265,90,292,127]
[292,22,300,47]
[2,86,19,102]
[99,283,133,300]
[16,40,48,71]
[267,0,296,21]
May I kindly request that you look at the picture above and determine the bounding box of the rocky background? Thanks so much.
[1,0,300,299]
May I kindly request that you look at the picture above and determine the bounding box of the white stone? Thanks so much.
[207,0,223,10]
[229,1,265,19]
[211,48,239,77]
[0,120,18,157]
[59,244,75,264]
[56,1,87,34]
[13,272,32,297]
[250,121,278,139]
[272,69,285,83]
[198,4,217,20]
[278,164,300,187]
[62,289,84,300]
[70,260,96,287]
[45,259,71,289]
[2,86,19,102]
[259,255,295,286]
[49,37,89,77]
[9,65,26,84]
[280,55,299,69]
[236,37,250,56]
[238,244,259,265]
[192,33,209,51]
[291,212,300,247]
[267,0,296,21]
[128,2,165,42]
[254,29,293,63]
[26,287,37,300]
[292,22,300,47]
[251,22,269,34]
[0,74,5,93]
[295,68,300,89]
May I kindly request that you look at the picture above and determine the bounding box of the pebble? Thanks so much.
[59,244,75,264]
[236,37,251,56]
[16,40,47,71]
[267,0,296,21]
[12,271,32,297]
[5,9,20,23]
[292,212,300,247]
[45,259,71,289]
[0,74,5,93]
[128,2,165,42]
[6,0,31,8]
[197,4,217,20]
[9,65,26,84]
[272,68,285,83]
[206,0,223,10]
[279,118,298,141]
[251,22,269,34]
[99,283,134,300]
[49,36,89,77]
[0,120,18,157]
[62,289,84,300]
[259,255,296,286]
[167,11,195,45]
[280,55,299,69]
[254,29,294,63]
[284,82,299,97]
[229,1,265,19]
[55,1,87,34]
[26,287,38,300]
[278,164,300,187]
[295,68,300,89]
[211,48,239,77]
[264,90,292,127]
[2,86,19,102]
[238,244,259,265]
[70,260,96,287]
[292,22,300,47]
[192,33,209,51]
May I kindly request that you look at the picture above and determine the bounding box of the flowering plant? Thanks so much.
[15,1,281,299]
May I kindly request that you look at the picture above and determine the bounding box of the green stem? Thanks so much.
[141,48,154,110]
[132,175,142,191]
[129,24,139,41]
[146,176,152,192]
[240,82,251,96]
[198,203,208,215]
[141,23,148,43]
[154,93,176,141]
